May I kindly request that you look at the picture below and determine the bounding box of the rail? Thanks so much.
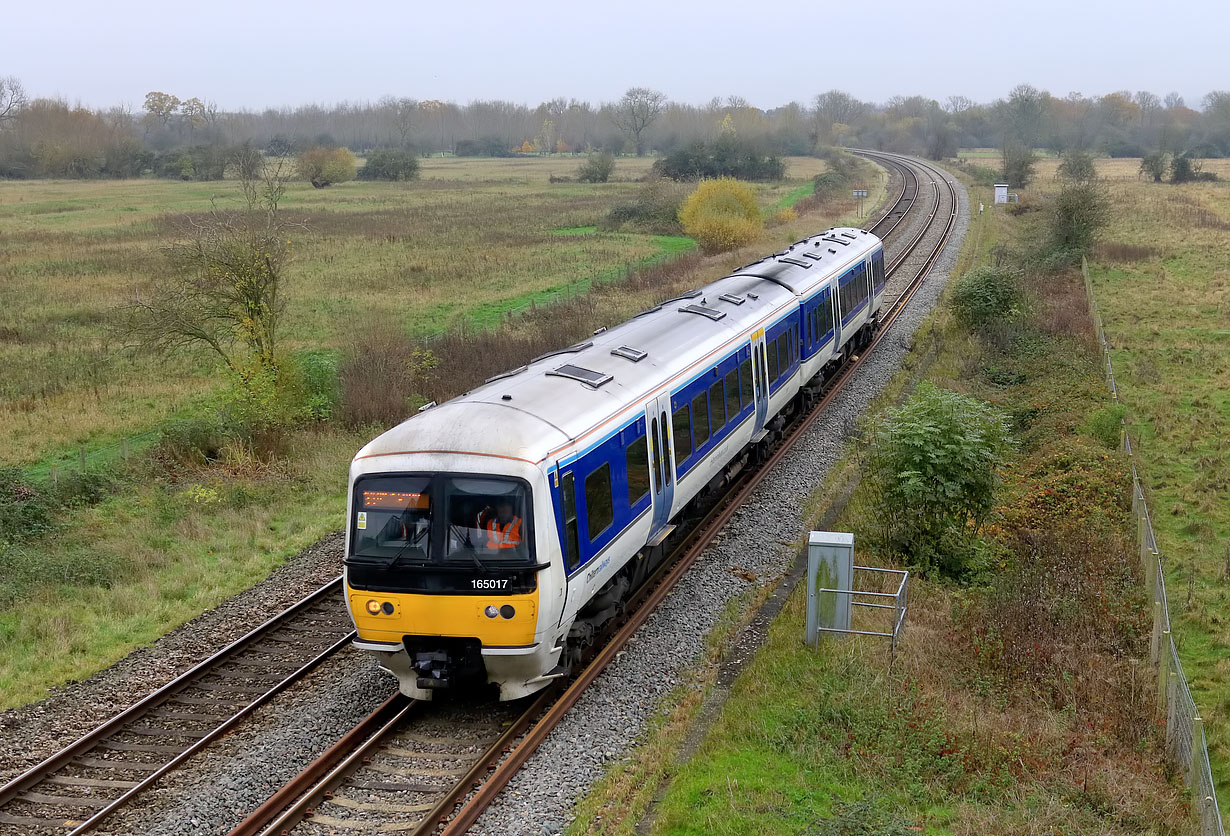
[1082,256,1224,836]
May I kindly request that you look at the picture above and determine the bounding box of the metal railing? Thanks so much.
[1082,257,1224,835]
[814,565,910,659]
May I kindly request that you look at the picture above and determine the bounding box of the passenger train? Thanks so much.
[344,228,887,700]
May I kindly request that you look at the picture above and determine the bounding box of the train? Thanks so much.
[344,227,886,701]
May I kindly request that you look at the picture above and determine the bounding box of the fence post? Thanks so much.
[1152,600,1162,667]
[1158,644,1171,714]
[50,463,58,487]
[1192,715,1204,786]
[1140,513,1151,578]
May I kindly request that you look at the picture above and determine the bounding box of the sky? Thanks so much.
[9,0,1228,112]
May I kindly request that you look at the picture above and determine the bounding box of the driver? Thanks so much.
[480,499,522,550]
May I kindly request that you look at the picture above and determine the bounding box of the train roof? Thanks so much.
[354,228,881,469]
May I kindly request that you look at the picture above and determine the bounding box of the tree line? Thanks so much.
[2,76,1230,179]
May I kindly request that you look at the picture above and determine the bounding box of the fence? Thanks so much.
[812,565,910,661]
[1082,257,1224,835]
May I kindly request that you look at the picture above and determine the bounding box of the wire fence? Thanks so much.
[1082,257,1224,836]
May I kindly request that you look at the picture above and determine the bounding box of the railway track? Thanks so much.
[0,580,354,835]
[223,153,960,836]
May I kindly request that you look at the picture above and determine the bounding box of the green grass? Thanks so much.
[1082,174,1230,806]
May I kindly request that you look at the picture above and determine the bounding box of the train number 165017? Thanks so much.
[471,578,509,589]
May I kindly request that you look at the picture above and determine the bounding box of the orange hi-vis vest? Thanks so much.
[485,516,522,549]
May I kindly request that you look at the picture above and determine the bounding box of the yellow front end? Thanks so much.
[347,587,539,647]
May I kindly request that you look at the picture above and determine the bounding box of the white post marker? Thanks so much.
[805,531,854,645]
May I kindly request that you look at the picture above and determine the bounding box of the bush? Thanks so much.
[357,148,420,181]
[296,146,357,188]
[1000,144,1037,187]
[678,178,763,253]
[576,152,615,183]
[602,178,688,234]
[152,144,227,180]
[950,265,1020,331]
[652,136,785,182]
[0,468,55,544]
[455,137,514,157]
[1056,149,1097,184]
[868,383,1014,577]
[1081,404,1127,450]
[1048,181,1110,259]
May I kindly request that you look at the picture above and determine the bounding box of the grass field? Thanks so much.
[1075,165,1230,806]
[0,154,872,709]
[567,172,1201,836]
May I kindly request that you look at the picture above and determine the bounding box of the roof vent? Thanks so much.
[593,326,608,335]
[678,304,727,321]
[417,401,437,412]
[840,231,858,239]
[665,289,703,304]
[747,292,760,300]
[822,235,849,246]
[718,293,746,305]
[532,341,593,363]
[634,305,663,318]
[828,248,837,254]
[779,257,811,268]
[547,364,613,388]
[802,252,823,261]
[611,345,648,362]
[485,365,528,383]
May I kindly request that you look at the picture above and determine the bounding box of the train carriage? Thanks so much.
[345,228,885,700]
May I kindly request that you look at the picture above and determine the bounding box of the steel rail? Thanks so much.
[0,577,352,835]
[224,153,958,836]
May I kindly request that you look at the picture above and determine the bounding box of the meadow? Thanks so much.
[0,154,870,708]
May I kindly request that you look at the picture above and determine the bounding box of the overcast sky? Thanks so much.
[10,0,1227,111]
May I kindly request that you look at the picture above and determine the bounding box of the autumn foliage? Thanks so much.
[677,177,763,252]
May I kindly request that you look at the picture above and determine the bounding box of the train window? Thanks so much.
[777,337,787,375]
[649,417,662,494]
[672,404,692,462]
[626,433,650,507]
[692,391,710,447]
[584,463,614,542]
[767,338,779,381]
[561,471,580,570]
[725,369,740,418]
[709,380,725,432]
[739,358,753,406]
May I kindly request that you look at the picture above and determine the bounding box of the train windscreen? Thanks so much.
[351,474,533,567]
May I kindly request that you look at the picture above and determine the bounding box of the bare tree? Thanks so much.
[944,95,974,114]
[0,75,27,123]
[121,156,296,382]
[610,87,666,155]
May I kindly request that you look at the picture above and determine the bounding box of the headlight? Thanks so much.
[381,602,394,615]
[485,605,499,619]
[366,599,381,615]
[500,604,515,619]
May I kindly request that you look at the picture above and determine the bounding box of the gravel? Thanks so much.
[470,158,969,836]
[0,533,345,786]
[0,158,967,836]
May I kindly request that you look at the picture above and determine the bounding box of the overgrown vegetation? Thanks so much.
[677,177,764,252]
[651,136,785,182]
[295,145,356,188]
[356,148,420,181]
[602,178,688,234]
[576,152,615,183]
[949,264,1020,331]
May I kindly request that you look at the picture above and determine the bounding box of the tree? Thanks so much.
[0,76,26,124]
[296,146,356,187]
[868,382,1013,577]
[1049,181,1110,259]
[122,157,295,386]
[142,91,181,127]
[1056,148,1097,183]
[1000,143,1037,187]
[1139,151,1168,182]
[610,87,666,156]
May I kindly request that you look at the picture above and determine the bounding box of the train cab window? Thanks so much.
[584,463,614,542]
[691,391,710,447]
[725,369,740,418]
[740,358,753,406]
[626,433,650,507]
[709,380,725,432]
[672,404,692,462]
[767,339,779,381]
[353,475,432,561]
[443,477,532,563]
[649,418,663,494]
[561,471,580,571]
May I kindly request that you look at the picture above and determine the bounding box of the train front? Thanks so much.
[342,403,565,701]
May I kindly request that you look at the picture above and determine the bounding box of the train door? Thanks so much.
[645,394,675,544]
[751,330,770,439]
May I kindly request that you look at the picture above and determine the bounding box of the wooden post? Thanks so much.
[1158,649,1172,714]
[1151,601,1162,667]
[1191,715,1204,785]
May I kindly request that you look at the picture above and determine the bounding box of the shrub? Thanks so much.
[950,265,1020,331]
[454,137,514,157]
[1139,151,1168,183]
[1000,144,1037,187]
[652,136,785,182]
[1056,149,1097,184]
[296,146,357,188]
[868,382,1014,577]
[157,413,230,465]
[357,148,420,181]
[1048,181,1110,259]
[0,468,55,544]
[1082,404,1127,449]
[602,178,688,234]
[678,178,763,253]
[576,152,615,183]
